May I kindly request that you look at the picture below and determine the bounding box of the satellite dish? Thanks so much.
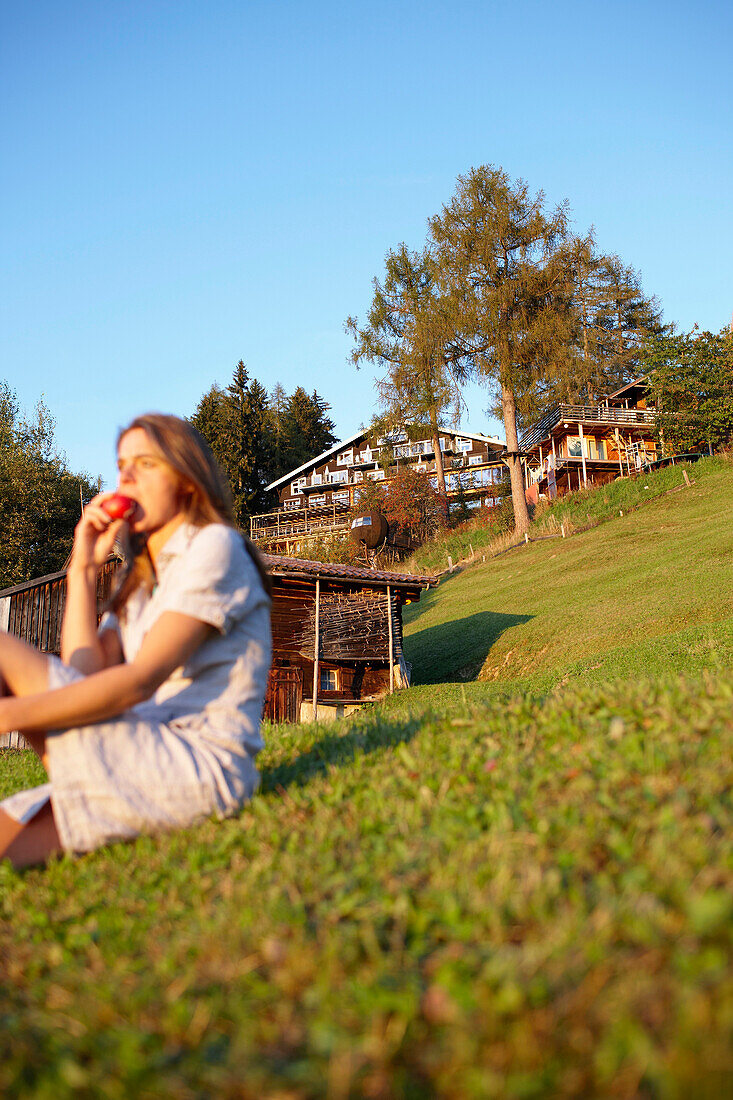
[350,511,388,549]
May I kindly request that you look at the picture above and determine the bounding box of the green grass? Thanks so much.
[402,458,733,688]
[2,464,732,1098]
[407,455,728,574]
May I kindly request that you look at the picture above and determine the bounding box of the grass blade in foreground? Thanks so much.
[1,672,732,1097]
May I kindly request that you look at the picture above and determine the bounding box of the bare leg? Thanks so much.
[0,634,53,762]
[0,804,63,869]
[0,632,52,697]
[18,729,49,765]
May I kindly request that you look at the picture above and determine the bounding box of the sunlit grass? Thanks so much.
[406,455,728,575]
[403,459,733,687]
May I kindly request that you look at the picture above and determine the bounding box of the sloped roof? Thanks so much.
[266,429,367,491]
[605,376,651,401]
[455,430,505,449]
[266,426,507,491]
[263,553,432,592]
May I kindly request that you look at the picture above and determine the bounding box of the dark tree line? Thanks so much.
[0,382,100,588]
[190,361,337,525]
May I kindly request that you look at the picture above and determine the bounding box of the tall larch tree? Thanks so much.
[566,236,666,404]
[346,243,465,523]
[429,165,575,534]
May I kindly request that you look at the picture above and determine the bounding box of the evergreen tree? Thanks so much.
[281,387,337,470]
[190,384,230,474]
[191,361,276,525]
[269,382,289,480]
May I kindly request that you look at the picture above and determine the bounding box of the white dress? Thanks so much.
[0,523,272,853]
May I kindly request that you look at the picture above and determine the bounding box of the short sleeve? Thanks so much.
[156,526,265,633]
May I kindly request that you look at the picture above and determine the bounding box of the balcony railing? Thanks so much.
[295,453,507,493]
[519,404,656,453]
[250,502,351,542]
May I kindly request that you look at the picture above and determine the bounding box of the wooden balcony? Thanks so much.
[519,404,656,453]
[250,502,351,547]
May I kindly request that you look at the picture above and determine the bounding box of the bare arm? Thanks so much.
[60,497,127,672]
[0,612,213,735]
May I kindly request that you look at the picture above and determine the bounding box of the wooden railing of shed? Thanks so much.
[0,560,120,655]
[519,404,656,454]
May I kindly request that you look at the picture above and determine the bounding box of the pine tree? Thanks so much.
[190,384,230,473]
[269,382,289,480]
[281,387,337,470]
[191,361,276,525]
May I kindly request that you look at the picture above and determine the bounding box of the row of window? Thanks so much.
[292,457,497,496]
[286,467,503,507]
[296,443,491,492]
[561,436,656,461]
[336,447,378,467]
[335,436,483,468]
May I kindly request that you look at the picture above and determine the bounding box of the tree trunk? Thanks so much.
[500,381,531,534]
[431,427,449,526]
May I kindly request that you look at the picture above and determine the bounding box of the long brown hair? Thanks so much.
[110,413,271,611]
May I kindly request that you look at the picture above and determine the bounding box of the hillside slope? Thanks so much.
[402,460,733,697]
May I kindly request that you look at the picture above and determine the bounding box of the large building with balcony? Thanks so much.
[519,377,659,503]
[250,427,507,554]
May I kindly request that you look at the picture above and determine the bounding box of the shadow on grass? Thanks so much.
[406,610,534,685]
[260,714,422,794]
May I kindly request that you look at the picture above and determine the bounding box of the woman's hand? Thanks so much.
[68,494,129,574]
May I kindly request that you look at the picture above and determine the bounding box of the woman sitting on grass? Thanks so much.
[0,414,272,869]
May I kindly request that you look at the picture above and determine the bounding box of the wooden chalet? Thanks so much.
[519,377,659,503]
[0,554,430,741]
[250,426,507,554]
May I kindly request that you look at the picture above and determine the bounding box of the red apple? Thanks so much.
[102,494,136,521]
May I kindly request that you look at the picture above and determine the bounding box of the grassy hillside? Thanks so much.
[406,455,728,576]
[402,458,733,696]
[1,462,732,1098]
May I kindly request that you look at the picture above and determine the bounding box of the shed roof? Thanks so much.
[263,553,432,593]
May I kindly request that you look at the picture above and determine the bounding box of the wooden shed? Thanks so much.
[262,554,430,723]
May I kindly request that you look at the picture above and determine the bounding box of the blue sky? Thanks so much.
[2,0,731,488]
